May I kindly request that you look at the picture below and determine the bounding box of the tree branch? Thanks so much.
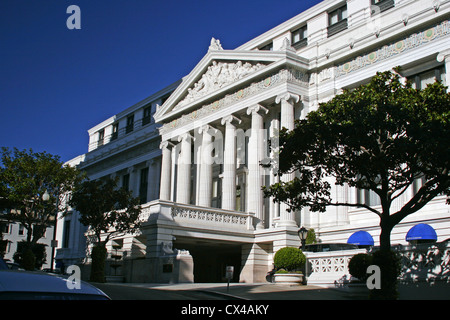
[328,202,382,217]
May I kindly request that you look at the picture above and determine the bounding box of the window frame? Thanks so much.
[291,25,308,50]
[327,5,348,38]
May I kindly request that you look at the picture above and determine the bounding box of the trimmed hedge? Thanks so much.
[274,247,306,272]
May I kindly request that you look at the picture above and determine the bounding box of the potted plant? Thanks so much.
[273,247,306,285]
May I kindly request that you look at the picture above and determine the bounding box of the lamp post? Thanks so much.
[298,226,308,250]
[42,190,58,273]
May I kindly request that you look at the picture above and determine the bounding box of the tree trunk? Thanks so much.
[373,215,400,300]
[90,244,107,283]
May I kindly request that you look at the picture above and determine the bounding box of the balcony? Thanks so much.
[139,200,255,232]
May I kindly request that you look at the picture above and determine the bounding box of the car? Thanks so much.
[303,243,359,252]
[0,258,110,300]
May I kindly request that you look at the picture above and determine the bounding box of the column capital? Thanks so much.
[437,50,450,62]
[198,124,218,135]
[246,104,269,116]
[160,140,175,150]
[221,115,242,126]
[275,92,300,105]
[177,132,193,143]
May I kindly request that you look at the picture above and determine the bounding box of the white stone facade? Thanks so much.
[57,0,450,283]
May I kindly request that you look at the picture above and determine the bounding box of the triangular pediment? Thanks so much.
[154,40,302,123]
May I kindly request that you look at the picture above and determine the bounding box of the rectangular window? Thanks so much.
[122,173,130,191]
[357,189,381,207]
[142,106,151,126]
[111,123,119,141]
[126,114,134,134]
[98,129,105,147]
[139,168,149,204]
[18,224,24,236]
[409,66,446,90]
[292,25,308,49]
[328,5,348,37]
[371,0,395,15]
[63,220,71,248]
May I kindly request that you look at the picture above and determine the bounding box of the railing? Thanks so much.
[304,249,367,287]
[140,200,255,231]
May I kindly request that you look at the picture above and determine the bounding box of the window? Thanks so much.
[142,106,151,126]
[328,5,348,37]
[18,224,25,236]
[63,220,71,248]
[122,173,130,191]
[126,114,134,134]
[139,167,149,204]
[371,0,395,15]
[357,189,381,207]
[1,223,10,234]
[292,26,308,49]
[409,66,446,90]
[111,123,119,141]
[97,129,105,147]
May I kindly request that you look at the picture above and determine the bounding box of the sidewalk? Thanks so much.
[121,282,369,300]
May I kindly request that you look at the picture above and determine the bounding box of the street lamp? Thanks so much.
[42,189,58,273]
[298,226,308,250]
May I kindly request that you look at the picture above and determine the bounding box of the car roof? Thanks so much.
[0,270,108,297]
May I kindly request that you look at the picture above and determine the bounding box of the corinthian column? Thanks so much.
[159,141,174,201]
[247,104,268,229]
[176,133,192,204]
[198,125,216,207]
[275,92,300,227]
[221,115,241,211]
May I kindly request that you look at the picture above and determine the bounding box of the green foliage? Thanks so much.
[69,177,142,245]
[13,242,47,270]
[0,147,83,245]
[273,247,306,272]
[90,245,107,283]
[306,228,317,245]
[264,69,449,252]
[348,253,373,281]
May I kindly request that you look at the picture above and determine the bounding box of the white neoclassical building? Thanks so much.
[56,0,450,284]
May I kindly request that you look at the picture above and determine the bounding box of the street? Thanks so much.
[92,283,234,300]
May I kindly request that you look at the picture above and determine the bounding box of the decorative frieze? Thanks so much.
[335,19,450,78]
[161,67,309,134]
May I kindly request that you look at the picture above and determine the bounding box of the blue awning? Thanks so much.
[406,223,437,242]
[347,231,374,246]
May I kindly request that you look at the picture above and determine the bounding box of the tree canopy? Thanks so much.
[69,177,142,246]
[0,147,82,245]
[264,69,449,252]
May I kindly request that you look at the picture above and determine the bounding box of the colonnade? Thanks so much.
[159,92,302,229]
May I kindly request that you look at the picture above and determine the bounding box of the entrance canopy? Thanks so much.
[406,223,437,242]
[347,231,374,246]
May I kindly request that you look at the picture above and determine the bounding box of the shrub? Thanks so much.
[348,253,373,281]
[274,247,306,272]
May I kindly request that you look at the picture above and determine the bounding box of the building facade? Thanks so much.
[57,0,450,283]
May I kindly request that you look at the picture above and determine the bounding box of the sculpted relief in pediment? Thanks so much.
[174,60,266,110]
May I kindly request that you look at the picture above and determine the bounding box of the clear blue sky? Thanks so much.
[0,0,321,163]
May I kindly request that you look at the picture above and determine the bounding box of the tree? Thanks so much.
[69,178,141,282]
[264,70,449,298]
[0,147,82,270]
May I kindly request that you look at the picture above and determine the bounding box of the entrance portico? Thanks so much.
[146,39,309,282]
